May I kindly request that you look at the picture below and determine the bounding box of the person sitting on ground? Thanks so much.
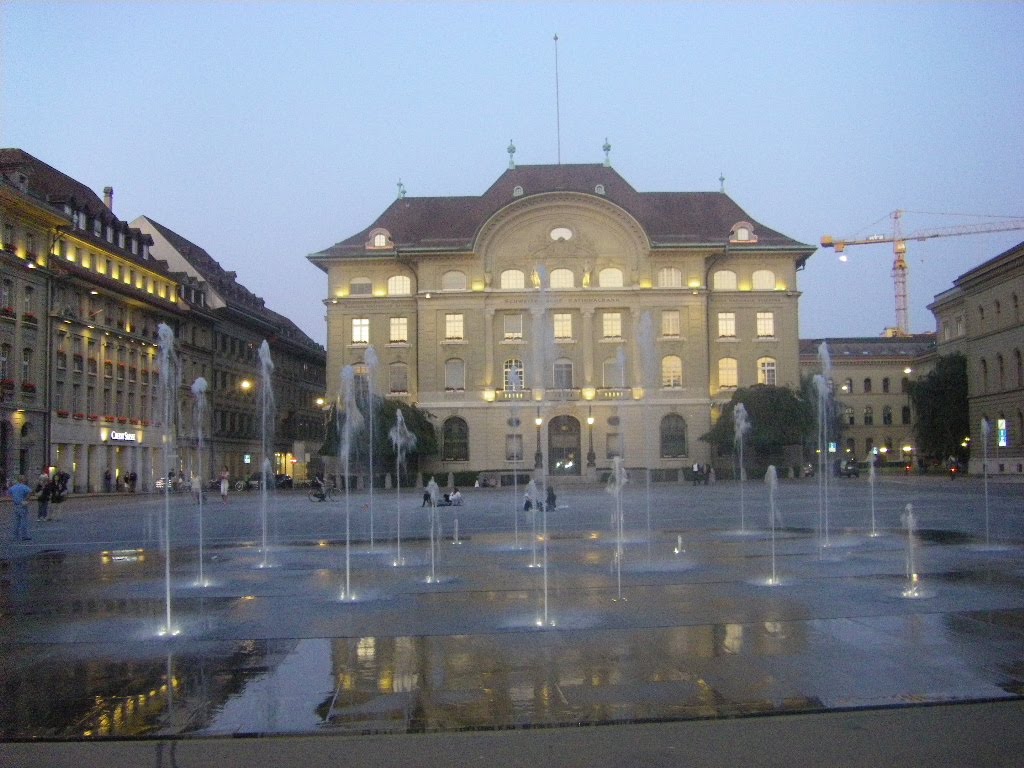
[451,488,463,506]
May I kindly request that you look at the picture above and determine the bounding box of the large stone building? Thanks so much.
[0,148,325,491]
[929,240,1024,475]
[133,216,326,483]
[310,160,814,481]
[1,148,187,490]
[799,335,937,469]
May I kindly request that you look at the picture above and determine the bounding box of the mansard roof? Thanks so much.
[139,216,323,353]
[799,334,937,361]
[310,163,813,264]
[0,147,161,270]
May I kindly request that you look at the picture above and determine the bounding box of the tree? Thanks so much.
[320,397,437,484]
[909,353,968,462]
[701,384,816,474]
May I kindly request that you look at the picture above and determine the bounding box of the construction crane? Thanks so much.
[821,210,1024,336]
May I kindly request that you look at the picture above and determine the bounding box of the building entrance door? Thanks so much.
[548,415,581,475]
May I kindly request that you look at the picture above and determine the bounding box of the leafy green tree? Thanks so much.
[909,353,968,462]
[320,397,437,485]
[701,384,816,473]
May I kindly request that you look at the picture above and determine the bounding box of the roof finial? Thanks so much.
[719,173,725,193]
[603,138,612,167]
[397,179,406,199]
[507,140,516,169]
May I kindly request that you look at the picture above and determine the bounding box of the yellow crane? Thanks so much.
[821,210,1024,336]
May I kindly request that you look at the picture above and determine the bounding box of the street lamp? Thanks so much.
[586,406,596,468]
[240,379,253,393]
[534,408,543,471]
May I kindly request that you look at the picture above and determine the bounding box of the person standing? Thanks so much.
[9,474,33,542]
[36,468,51,521]
[545,484,557,510]
[219,466,230,501]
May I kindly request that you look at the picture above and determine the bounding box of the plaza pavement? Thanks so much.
[2,473,1023,766]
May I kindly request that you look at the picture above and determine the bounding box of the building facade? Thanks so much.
[1,148,326,491]
[799,335,937,469]
[133,216,327,484]
[311,162,814,481]
[1,148,188,491]
[929,240,1024,475]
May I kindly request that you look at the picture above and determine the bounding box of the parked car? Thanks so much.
[275,474,293,489]
[837,459,861,478]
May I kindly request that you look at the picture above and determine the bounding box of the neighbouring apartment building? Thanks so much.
[799,335,937,469]
[310,157,814,481]
[929,240,1024,475]
[0,148,325,491]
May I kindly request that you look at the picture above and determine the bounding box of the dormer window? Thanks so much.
[594,184,605,195]
[367,228,392,249]
[549,227,573,241]
[513,185,524,197]
[729,221,757,243]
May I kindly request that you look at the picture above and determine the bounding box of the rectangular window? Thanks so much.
[445,313,464,341]
[389,317,408,343]
[389,363,408,393]
[718,312,736,337]
[352,317,369,344]
[602,312,622,338]
[503,313,523,339]
[553,312,573,340]
[606,432,621,459]
[756,312,775,337]
[505,434,524,462]
[553,360,573,389]
[661,310,680,337]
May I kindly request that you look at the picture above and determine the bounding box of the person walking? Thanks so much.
[219,466,230,502]
[545,484,557,511]
[9,474,33,542]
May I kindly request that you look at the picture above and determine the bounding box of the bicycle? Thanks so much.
[308,486,337,502]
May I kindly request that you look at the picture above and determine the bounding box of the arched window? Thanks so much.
[21,347,32,381]
[660,414,688,458]
[752,270,775,290]
[844,406,855,425]
[657,267,682,288]
[883,405,893,425]
[442,417,469,461]
[864,406,874,426]
[997,354,1005,390]
[842,377,853,394]
[757,357,777,386]
[503,358,524,390]
[718,357,738,388]
[349,277,372,296]
[444,358,465,390]
[981,358,989,392]
[23,285,34,313]
[863,377,873,393]
[387,275,411,295]
[902,405,911,425]
[373,233,388,248]
[441,270,467,291]
[500,269,525,289]
[598,267,623,287]
[1016,349,1023,388]
[661,355,682,388]
[713,270,737,290]
[389,362,408,393]
[550,268,574,289]
[882,377,891,393]
[552,358,574,389]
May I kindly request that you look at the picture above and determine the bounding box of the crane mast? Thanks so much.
[821,211,1024,335]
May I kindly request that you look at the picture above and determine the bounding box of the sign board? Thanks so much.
[998,418,1008,448]
[107,430,138,443]
[244,454,252,465]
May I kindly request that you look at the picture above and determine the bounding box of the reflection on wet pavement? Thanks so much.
[2,514,1024,741]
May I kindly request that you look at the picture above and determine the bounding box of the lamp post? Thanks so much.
[586,406,596,468]
[534,408,543,471]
